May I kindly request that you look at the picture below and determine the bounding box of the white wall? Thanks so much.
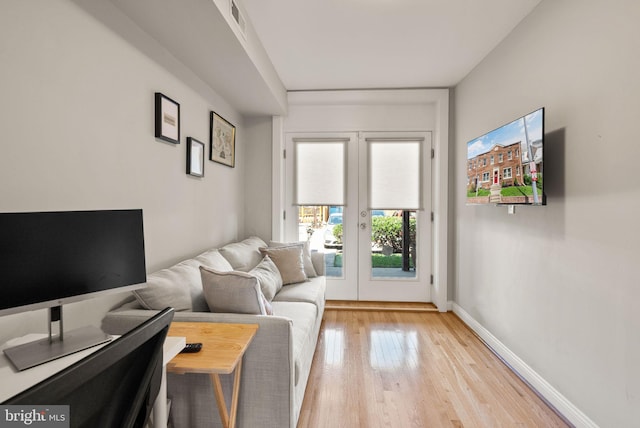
[0,0,246,343]
[243,116,273,240]
[454,1,640,426]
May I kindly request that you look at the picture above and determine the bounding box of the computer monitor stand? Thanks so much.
[3,306,112,371]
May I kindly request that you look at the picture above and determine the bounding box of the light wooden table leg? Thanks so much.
[228,359,243,428]
[210,359,244,428]
[211,373,229,428]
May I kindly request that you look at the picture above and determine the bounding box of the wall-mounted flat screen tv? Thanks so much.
[466,108,545,205]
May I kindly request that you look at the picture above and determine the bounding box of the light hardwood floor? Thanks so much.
[298,307,570,428]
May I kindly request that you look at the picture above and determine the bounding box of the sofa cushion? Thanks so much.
[249,256,283,301]
[269,241,317,278]
[310,251,326,277]
[194,248,234,272]
[271,301,318,386]
[272,276,325,310]
[219,236,267,272]
[200,265,269,315]
[133,259,204,311]
[259,246,307,285]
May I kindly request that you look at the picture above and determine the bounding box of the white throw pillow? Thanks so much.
[259,246,308,285]
[269,240,318,278]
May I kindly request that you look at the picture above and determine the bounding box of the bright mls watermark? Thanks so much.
[0,406,69,427]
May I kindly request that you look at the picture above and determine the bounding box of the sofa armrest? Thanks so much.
[311,251,325,276]
[102,308,297,427]
[102,307,293,337]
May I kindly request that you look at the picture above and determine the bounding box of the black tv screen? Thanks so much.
[0,209,146,316]
[466,108,545,205]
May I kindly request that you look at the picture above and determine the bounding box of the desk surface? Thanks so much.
[167,322,259,375]
[0,334,185,403]
[0,334,114,402]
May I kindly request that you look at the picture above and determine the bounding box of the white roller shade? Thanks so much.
[368,139,422,210]
[294,139,346,206]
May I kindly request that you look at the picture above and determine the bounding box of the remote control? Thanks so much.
[180,342,203,353]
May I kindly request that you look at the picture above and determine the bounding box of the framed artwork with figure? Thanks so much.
[209,111,235,168]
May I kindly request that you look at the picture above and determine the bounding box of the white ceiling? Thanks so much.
[241,0,541,91]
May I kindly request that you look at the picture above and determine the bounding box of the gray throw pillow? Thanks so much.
[249,256,283,301]
[199,265,269,315]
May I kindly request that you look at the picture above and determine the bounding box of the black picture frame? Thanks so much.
[209,111,235,168]
[154,92,180,144]
[186,137,205,177]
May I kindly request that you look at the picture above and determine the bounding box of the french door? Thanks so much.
[285,132,432,302]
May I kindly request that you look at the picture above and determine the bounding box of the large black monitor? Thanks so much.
[3,307,174,428]
[0,209,147,370]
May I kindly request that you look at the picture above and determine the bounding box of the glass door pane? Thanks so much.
[285,133,358,301]
[370,210,417,279]
[298,205,343,278]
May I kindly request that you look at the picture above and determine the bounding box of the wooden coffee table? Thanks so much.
[167,322,258,428]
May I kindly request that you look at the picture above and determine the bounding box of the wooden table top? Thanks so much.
[166,322,258,375]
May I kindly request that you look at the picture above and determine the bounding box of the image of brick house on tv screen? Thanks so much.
[466,109,543,205]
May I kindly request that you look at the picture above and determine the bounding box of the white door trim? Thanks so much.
[273,88,449,311]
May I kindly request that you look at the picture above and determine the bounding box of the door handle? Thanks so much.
[359,223,367,230]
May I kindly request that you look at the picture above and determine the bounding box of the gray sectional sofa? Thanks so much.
[102,236,326,428]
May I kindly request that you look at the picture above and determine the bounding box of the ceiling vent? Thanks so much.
[231,0,247,39]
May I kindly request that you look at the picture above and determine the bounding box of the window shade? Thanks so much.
[368,139,422,210]
[294,139,346,206]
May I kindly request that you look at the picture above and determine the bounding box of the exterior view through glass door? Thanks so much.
[286,132,432,302]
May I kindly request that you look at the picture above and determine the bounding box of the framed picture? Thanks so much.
[186,137,205,177]
[155,92,180,144]
[209,111,235,167]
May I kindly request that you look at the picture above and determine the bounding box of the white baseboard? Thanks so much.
[451,302,598,428]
